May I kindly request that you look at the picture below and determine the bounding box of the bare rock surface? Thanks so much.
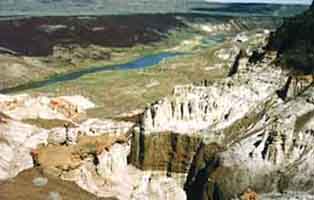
[42,121,186,200]
[0,116,48,181]
[0,94,95,121]
[141,50,284,135]
[132,34,314,199]
[47,118,134,145]
[183,68,314,199]
[3,18,314,199]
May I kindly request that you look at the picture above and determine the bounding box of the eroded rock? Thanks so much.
[0,117,48,181]
[141,50,284,135]
[184,86,314,199]
[0,94,95,121]
[47,118,134,145]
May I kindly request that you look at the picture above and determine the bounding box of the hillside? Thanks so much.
[268,1,314,74]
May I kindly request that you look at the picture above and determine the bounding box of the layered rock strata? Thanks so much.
[132,36,314,199]
[186,86,314,200]
[141,51,284,135]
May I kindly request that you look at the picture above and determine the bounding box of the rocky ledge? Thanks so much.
[0,93,185,200]
[141,53,283,135]
[130,21,314,199]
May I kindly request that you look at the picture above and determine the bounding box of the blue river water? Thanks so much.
[0,52,180,94]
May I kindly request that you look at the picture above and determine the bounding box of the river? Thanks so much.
[0,52,180,94]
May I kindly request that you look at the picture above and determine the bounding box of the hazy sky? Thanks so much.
[206,0,311,4]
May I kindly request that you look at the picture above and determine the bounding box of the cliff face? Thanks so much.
[130,131,202,173]
[268,1,314,74]
[130,31,314,198]
[0,93,187,200]
[129,46,283,187]
[0,118,47,181]
[140,52,284,135]
[199,90,314,199]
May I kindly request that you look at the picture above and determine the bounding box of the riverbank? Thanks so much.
[0,14,280,119]
[0,52,181,94]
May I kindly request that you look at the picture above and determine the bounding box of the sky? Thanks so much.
[206,0,312,4]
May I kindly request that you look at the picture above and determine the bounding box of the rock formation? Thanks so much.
[184,86,314,199]
[0,92,186,199]
[0,94,99,182]
[130,18,314,198]
[0,117,47,181]
[2,6,314,199]
[0,94,95,121]
[140,48,284,135]
[47,118,134,145]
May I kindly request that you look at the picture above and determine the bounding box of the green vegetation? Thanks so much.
[0,26,196,91]
[5,20,268,118]
[26,48,227,118]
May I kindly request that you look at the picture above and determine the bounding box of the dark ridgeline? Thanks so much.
[267,0,314,74]
[0,15,185,57]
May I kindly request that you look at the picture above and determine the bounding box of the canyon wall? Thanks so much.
[130,37,314,199]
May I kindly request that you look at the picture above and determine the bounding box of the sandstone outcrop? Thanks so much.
[0,93,143,199]
[127,40,275,198]
[182,62,314,199]
[2,10,314,199]
[191,90,314,199]
[0,92,184,200]
[47,118,134,145]
[141,50,284,135]
[0,94,95,121]
[131,29,314,199]
[54,135,186,200]
[0,116,47,181]
[130,130,202,186]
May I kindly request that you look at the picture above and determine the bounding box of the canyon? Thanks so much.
[0,31,313,200]
[1,2,314,200]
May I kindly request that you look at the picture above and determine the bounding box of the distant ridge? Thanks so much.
[204,0,311,5]
[0,0,309,17]
[190,2,308,17]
